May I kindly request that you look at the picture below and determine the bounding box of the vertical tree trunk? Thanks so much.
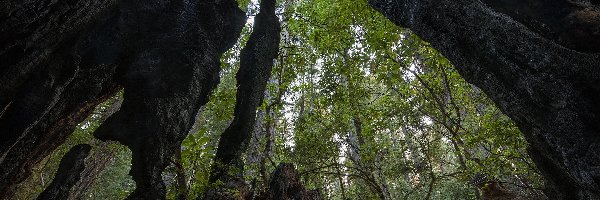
[336,164,348,200]
[206,0,281,198]
[69,142,118,200]
[91,0,246,199]
[174,149,188,200]
[37,144,91,200]
[348,117,390,200]
[2,0,247,198]
[70,96,123,199]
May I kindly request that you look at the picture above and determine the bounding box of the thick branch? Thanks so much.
[368,0,600,199]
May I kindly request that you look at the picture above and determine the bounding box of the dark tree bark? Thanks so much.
[69,96,123,199]
[37,144,91,200]
[0,0,117,109]
[256,163,323,200]
[69,141,118,200]
[368,0,600,199]
[0,1,121,198]
[206,0,281,198]
[480,0,600,53]
[0,49,120,198]
[91,0,246,199]
[1,0,246,199]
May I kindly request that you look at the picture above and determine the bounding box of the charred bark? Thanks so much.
[69,142,118,200]
[256,163,323,200]
[0,1,121,198]
[206,0,281,198]
[37,144,91,200]
[91,0,246,199]
[0,0,117,109]
[368,0,600,199]
[1,0,246,199]
[480,0,600,53]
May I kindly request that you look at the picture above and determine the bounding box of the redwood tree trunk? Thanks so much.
[0,1,121,198]
[368,0,600,199]
[1,0,246,199]
[37,144,91,200]
[91,0,246,198]
[206,0,281,198]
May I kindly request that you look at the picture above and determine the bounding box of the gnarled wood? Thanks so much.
[1,0,246,199]
[210,0,281,182]
[368,0,600,199]
[0,1,122,198]
[37,144,91,200]
[91,0,246,199]
[256,163,323,200]
[206,0,281,198]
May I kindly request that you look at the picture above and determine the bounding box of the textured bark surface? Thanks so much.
[91,0,246,199]
[479,181,519,200]
[0,1,122,198]
[69,142,119,200]
[1,0,246,199]
[368,0,600,199]
[256,163,323,200]
[206,0,281,198]
[480,0,600,53]
[0,0,117,109]
[37,144,91,200]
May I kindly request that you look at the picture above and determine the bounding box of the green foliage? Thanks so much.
[86,145,135,199]
[19,0,544,199]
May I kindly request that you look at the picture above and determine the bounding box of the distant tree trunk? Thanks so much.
[174,149,188,200]
[260,101,276,185]
[256,163,323,200]
[247,103,267,179]
[37,144,91,200]
[336,164,348,200]
[206,0,281,198]
[404,62,485,197]
[69,142,117,200]
[348,117,390,200]
[66,94,122,199]
[368,0,600,199]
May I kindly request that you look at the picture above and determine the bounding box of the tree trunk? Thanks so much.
[37,144,91,200]
[174,149,188,200]
[0,1,121,196]
[206,0,281,198]
[256,163,323,200]
[348,117,390,200]
[69,142,118,200]
[91,0,246,199]
[70,96,123,199]
[368,0,600,199]
[1,0,246,199]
